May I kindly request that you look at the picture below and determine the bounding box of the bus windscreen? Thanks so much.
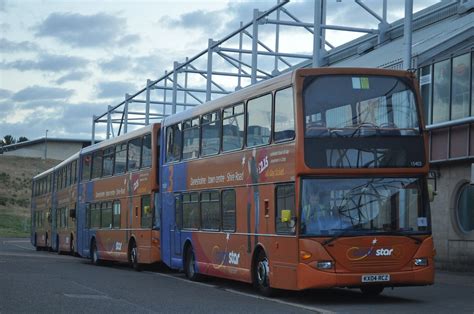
[303,75,425,168]
[300,177,431,237]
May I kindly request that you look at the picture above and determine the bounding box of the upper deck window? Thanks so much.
[182,118,200,160]
[304,75,420,137]
[222,103,244,152]
[201,111,221,157]
[141,134,152,168]
[303,75,424,168]
[247,94,272,147]
[166,124,182,162]
[274,87,295,142]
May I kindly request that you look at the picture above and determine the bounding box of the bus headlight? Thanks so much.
[316,261,333,270]
[414,258,428,266]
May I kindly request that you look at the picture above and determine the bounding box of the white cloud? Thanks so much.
[2,53,89,73]
[12,86,73,102]
[35,12,140,48]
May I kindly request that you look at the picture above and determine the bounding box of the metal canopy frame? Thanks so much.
[91,0,417,143]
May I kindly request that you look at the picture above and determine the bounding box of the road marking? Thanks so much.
[145,271,333,313]
[0,252,72,260]
[63,294,111,300]
[2,240,35,251]
[224,288,335,313]
[144,271,218,289]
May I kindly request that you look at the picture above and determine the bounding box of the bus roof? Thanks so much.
[163,70,294,126]
[81,123,158,156]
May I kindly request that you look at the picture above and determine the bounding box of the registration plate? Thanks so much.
[361,274,390,283]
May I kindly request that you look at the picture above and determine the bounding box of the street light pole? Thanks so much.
[44,129,48,160]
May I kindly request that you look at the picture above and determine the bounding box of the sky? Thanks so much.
[0,0,440,142]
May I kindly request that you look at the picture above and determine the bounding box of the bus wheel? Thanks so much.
[45,233,50,252]
[70,235,74,255]
[34,233,40,251]
[254,250,274,297]
[360,285,384,296]
[129,241,141,271]
[69,234,76,256]
[184,245,201,281]
[56,236,61,255]
[90,239,101,266]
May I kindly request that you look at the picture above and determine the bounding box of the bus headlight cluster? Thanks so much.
[414,258,428,266]
[316,261,333,270]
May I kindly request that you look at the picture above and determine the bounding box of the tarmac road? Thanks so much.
[1,238,473,313]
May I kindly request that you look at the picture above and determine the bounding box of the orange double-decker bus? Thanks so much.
[31,168,54,251]
[160,67,435,296]
[76,124,161,269]
[52,153,79,254]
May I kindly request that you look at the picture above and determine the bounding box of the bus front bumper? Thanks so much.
[296,263,435,291]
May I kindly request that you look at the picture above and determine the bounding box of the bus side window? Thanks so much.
[82,154,92,182]
[91,150,103,179]
[222,103,244,152]
[201,191,220,230]
[275,184,295,234]
[201,111,221,157]
[128,137,142,172]
[102,146,115,177]
[166,124,182,162]
[113,201,121,229]
[141,134,152,168]
[182,118,200,160]
[247,94,272,147]
[141,195,152,228]
[274,87,295,142]
[222,189,236,232]
[101,202,112,229]
[115,143,127,174]
[175,194,182,229]
[183,192,200,229]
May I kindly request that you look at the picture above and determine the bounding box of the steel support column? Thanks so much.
[404,0,413,69]
[251,9,259,84]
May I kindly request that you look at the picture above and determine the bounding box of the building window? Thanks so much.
[432,59,451,123]
[457,184,474,233]
[451,53,471,120]
[419,65,432,124]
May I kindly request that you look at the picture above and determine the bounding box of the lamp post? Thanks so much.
[44,129,48,160]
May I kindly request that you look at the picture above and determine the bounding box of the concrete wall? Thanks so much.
[3,142,83,161]
[431,161,474,271]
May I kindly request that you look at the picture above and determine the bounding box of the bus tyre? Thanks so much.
[70,235,74,255]
[254,251,274,297]
[34,234,40,251]
[56,236,61,255]
[184,246,201,281]
[129,241,141,271]
[45,233,50,252]
[360,285,384,296]
[91,239,101,266]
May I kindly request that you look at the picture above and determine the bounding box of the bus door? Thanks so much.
[172,194,182,256]
[78,203,90,257]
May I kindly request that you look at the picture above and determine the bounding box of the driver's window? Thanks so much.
[275,184,295,234]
